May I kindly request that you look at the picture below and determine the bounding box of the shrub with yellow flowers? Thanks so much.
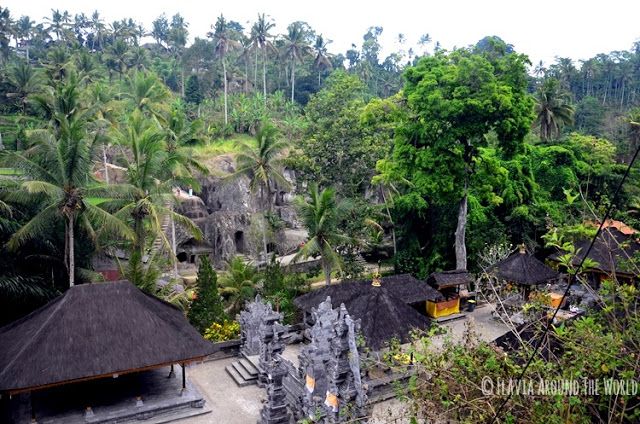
[203,320,240,342]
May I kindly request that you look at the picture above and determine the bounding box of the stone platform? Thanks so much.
[4,366,210,424]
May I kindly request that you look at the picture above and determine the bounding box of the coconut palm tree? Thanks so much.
[44,46,72,81]
[104,39,129,80]
[283,22,312,103]
[6,61,42,115]
[251,14,276,101]
[74,51,101,85]
[232,123,290,260]
[14,16,34,60]
[0,7,12,65]
[44,9,70,43]
[294,184,349,286]
[89,10,105,51]
[122,71,170,123]
[128,46,150,72]
[313,34,332,87]
[219,256,261,315]
[3,77,132,287]
[211,14,239,126]
[533,60,546,78]
[164,105,209,187]
[534,78,575,142]
[110,111,200,259]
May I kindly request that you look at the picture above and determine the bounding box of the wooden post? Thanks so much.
[181,364,186,390]
[30,392,36,423]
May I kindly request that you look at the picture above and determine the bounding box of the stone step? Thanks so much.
[434,312,467,323]
[232,361,257,382]
[225,365,255,387]
[238,358,259,376]
[241,353,261,371]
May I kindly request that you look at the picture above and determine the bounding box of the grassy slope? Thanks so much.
[190,134,256,176]
[191,134,255,157]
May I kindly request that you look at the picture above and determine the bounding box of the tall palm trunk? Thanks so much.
[102,146,109,184]
[222,58,228,125]
[254,48,258,90]
[181,68,185,97]
[260,186,268,261]
[322,257,331,286]
[65,215,75,287]
[171,207,178,277]
[134,215,146,258]
[262,47,268,103]
[290,60,296,102]
[244,60,249,93]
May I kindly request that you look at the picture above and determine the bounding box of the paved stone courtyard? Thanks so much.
[180,303,510,424]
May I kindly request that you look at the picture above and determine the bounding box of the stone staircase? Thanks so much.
[150,200,174,254]
[225,354,261,387]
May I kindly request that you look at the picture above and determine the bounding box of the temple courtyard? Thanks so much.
[181,303,509,424]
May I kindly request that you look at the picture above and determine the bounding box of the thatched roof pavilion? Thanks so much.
[0,281,215,395]
[294,274,443,312]
[294,274,441,350]
[494,247,559,286]
[341,288,433,349]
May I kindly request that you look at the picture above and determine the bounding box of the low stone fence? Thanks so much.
[205,339,242,361]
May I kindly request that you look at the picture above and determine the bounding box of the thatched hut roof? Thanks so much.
[294,274,443,312]
[342,289,432,350]
[427,269,473,289]
[0,281,215,394]
[550,228,639,276]
[493,249,559,286]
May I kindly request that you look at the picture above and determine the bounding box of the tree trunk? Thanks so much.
[68,215,75,287]
[260,186,268,262]
[244,60,249,93]
[454,193,468,270]
[262,47,267,104]
[171,208,178,278]
[290,61,295,103]
[254,48,258,90]
[103,146,109,184]
[134,216,145,258]
[322,258,331,286]
[222,59,228,125]
[181,67,185,97]
[380,189,397,256]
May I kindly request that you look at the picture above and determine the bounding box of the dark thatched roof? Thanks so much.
[427,269,473,289]
[342,289,432,350]
[493,250,559,285]
[550,228,640,276]
[0,281,215,394]
[294,274,443,312]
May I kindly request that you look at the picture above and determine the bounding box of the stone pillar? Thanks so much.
[258,335,290,424]
[293,297,367,423]
[257,318,286,386]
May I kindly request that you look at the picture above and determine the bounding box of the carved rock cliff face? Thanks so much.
[175,155,300,266]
